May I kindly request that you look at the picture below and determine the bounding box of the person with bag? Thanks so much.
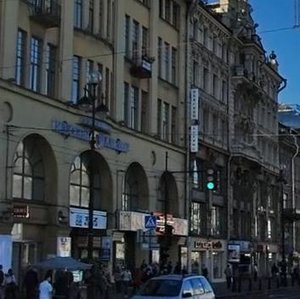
[39,274,53,299]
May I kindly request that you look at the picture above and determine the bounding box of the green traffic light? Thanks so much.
[207,182,215,190]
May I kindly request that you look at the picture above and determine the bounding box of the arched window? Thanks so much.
[70,155,101,208]
[122,177,138,211]
[13,139,44,200]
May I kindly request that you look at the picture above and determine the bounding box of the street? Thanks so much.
[216,287,300,299]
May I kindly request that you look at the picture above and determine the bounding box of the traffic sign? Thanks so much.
[145,215,157,229]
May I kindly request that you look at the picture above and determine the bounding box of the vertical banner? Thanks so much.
[57,237,71,257]
[190,89,199,121]
[190,125,199,153]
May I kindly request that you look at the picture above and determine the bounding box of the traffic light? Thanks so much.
[206,168,215,190]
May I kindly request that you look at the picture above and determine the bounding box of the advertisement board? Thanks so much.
[228,244,240,263]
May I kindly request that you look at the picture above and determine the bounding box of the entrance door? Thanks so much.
[12,242,38,283]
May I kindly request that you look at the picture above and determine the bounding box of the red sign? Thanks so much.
[13,205,29,219]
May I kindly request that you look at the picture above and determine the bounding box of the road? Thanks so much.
[217,287,300,299]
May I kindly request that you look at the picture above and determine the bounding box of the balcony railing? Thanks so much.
[27,0,61,28]
[130,55,154,79]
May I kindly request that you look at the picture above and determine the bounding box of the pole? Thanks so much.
[87,83,97,261]
[280,177,287,286]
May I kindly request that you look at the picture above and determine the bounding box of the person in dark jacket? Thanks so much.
[23,266,39,299]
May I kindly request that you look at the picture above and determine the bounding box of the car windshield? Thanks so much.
[139,279,182,296]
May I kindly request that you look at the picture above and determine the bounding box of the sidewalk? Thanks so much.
[212,277,299,298]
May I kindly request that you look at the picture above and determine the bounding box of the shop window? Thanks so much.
[69,155,101,208]
[212,252,223,279]
[13,139,44,201]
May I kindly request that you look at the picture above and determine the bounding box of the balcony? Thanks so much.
[130,55,153,79]
[282,208,300,221]
[27,0,61,28]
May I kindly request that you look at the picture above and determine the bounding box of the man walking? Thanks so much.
[224,264,232,289]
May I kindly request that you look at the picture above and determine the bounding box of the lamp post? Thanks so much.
[78,71,107,261]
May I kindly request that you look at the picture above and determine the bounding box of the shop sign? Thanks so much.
[13,205,29,219]
[229,240,252,252]
[57,237,71,257]
[190,125,199,153]
[69,207,107,229]
[190,89,199,121]
[52,120,129,153]
[228,244,240,263]
[119,211,188,236]
[194,240,224,250]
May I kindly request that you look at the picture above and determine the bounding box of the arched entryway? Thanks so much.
[120,162,149,270]
[11,134,57,281]
[69,150,112,261]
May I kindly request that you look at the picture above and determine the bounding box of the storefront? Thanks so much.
[190,238,227,282]
[117,211,188,270]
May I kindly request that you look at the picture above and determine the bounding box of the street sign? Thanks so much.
[145,215,157,229]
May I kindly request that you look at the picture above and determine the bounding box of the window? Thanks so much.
[171,106,177,143]
[30,37,42,92]
[203,27,208,46]
[106,0,112,39]
[192,61,199,87]
[211,206,221,236]
[16,29,27,86]
[141,91,148,133]
[105,67,110,107]
[158,37,163,77]
[171,47,177,85]
[157,99,162,137]
[122,175,138,211]
[221,80,228,103]
[74,0,83,28]
[125,15,131,58]
[191,202,206,235]
[124,83,139,130]
[159,0,179,28]
[172,2,179,28]
[165,0,171,22]
[164,42,170,81]
[213,74,219,98]
[132,20,139,61]
[203,68,209,92]
[162,102,169,141]
[45,44,56,97]
[13,139,44,201]
[72,56,81,103]
[190,278,204,295]
[88,0,94,33]
[137,0,150,7]
[70,155,101,208]
[142,26,149,56]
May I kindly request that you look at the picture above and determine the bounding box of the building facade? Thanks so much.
[0,0,189,280]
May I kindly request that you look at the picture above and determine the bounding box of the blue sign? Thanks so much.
[145,215,157,229]
[52,120,130,153]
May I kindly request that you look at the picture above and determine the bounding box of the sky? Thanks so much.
[250,0,300,105]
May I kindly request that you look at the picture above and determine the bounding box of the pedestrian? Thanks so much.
[201,264,208,279]
[121,267,132,298]
[253,263,258,282]
[114,267,122,294]
[173,262,181,274]
[167,261,173,274]
[0,265,4,299]
[39,274,53,299]
[23,266,39,299]
[224,264,232,289]
[4,269,18,299]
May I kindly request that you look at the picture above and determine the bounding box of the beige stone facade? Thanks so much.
[0,0,188,279]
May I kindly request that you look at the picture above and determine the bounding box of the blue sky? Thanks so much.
[250,0,300,104]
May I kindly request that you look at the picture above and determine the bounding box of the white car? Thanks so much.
[131,274,215,299]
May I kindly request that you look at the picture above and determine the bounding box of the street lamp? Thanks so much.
[78,71,108,261]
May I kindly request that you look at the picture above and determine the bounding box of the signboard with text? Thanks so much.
[69,207,107,229]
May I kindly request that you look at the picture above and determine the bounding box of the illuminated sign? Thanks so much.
[13,205,29,219]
